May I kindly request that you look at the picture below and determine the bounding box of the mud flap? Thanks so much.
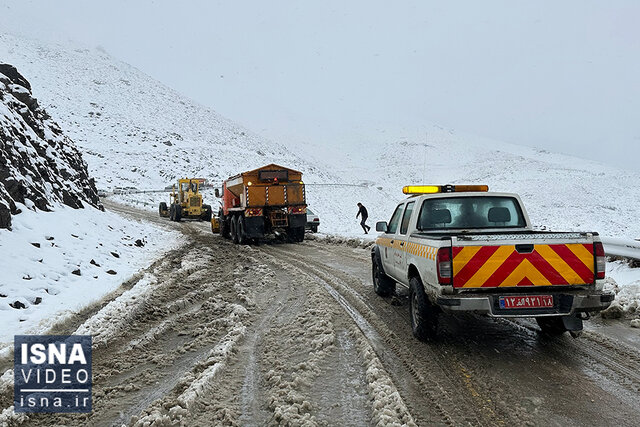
[562,313,583,332]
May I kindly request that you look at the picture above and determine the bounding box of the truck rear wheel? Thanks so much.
[372,258,395,297]
[230,215,239,243]
[237,216,248,245]
[219,215,230,239]
[287,227,304,243]
[409,276,439,341]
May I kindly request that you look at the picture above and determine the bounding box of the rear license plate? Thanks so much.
[499,295,553,309]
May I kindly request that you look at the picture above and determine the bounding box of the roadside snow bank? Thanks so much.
[0,203,179,350]
[602,260,640,322]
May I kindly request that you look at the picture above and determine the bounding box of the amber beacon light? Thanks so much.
[402,184,489,194]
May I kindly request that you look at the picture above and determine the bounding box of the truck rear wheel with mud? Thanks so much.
[409,276,439,341]
[237,216,248,245]
[230,215,239,243]
[219,213,230,239]
[287,226,305,243]
[372,258,395,297]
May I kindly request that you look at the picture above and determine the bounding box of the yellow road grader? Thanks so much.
[159,178,212,222]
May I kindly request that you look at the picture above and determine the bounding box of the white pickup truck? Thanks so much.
[371,185,614,340]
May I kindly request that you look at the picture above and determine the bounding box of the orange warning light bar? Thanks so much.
[402,184,489,194]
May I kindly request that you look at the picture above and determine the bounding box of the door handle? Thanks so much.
[400,242,404,246]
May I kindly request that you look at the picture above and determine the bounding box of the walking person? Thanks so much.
[356,202,371,234]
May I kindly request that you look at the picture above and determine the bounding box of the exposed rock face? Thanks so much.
[0,63,99,229]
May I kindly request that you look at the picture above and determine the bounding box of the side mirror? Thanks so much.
[215,188,221,198]
[375,221,388,232]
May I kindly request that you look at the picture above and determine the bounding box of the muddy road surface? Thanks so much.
[1,201,639,426]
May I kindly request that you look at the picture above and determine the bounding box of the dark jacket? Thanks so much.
[357,205,368,219]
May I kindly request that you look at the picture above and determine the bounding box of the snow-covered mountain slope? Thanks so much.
[0,59,179,349]
[0,33,335,193]
[1,32,639,242]
[292,126,640,240]
[0,63,99,229]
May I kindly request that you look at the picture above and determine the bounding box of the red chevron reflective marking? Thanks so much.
[478,249,567,288]
[549,244,594,283]
[517,277,533,286]
[452,245,500,286]
[452,246,464,258]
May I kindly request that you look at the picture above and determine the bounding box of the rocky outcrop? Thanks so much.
[0,64,99,229]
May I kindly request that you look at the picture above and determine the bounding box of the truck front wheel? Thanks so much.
[409,276,439,341]
[372,258,395,297]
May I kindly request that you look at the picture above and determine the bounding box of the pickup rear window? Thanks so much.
[417,196,526,230]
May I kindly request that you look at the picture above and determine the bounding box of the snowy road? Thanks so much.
[1,202,640,426]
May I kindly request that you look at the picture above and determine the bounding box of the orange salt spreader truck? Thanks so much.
[214,164,307,244]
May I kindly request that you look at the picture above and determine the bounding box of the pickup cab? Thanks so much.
[371,184,614,340]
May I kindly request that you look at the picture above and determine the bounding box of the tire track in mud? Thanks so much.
[250,250,374,426]
[260,243,498,426]
[133,240,375,427]
[257,246,415,426]
[502,318,640,398]
[262,241,640,427]
[1,232,265,427]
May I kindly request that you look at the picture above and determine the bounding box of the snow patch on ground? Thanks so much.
[0,204,180,351]
[602,260,640,322]
[177,320,246,408]
[74,273,156,347]
[353,327,416,427]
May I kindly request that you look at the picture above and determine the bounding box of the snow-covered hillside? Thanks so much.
[1,32,639,243]
[0,59,179,351]
[0,63,99,229]
[301,128,640,240]
[0,33,336,191]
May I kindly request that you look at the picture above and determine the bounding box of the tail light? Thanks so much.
[594,242,606,280]
[437,248,452,285]
[288,206,307,214]
[245,208,263,217]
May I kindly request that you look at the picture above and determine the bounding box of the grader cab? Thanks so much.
[159,178,212,222]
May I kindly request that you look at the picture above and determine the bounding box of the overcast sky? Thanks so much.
[2,0,639,170]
